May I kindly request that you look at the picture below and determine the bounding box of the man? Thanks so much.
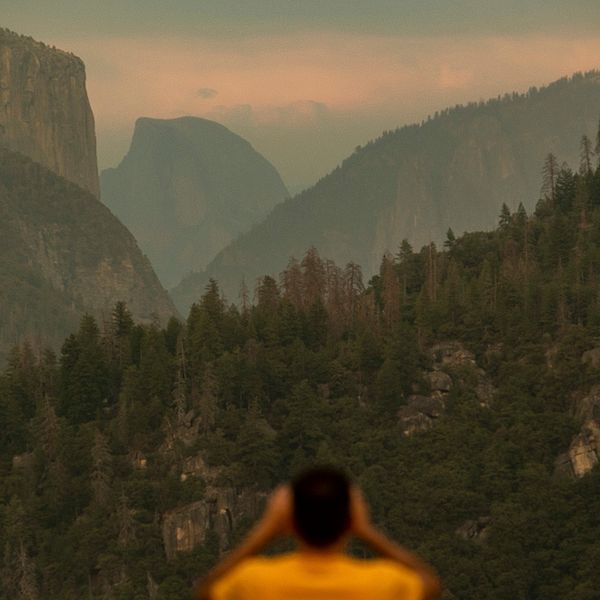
[196,467,442,600]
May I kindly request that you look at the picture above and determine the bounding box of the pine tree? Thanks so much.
[301,247,326,307]
[239,279,250,315]
[198,364,218,433]
[541,153,560,204]
[499,203,512,229]
[280,258,303,309]
[59,315,110,423]
[17,543,38,600]
[187,280,225,368]
[595,117,600,163]
[90,429,113,508]
[256,276,280,313]
[380,253,401,326]
[579,134,594,175]
[425,243,438,302]
[343,262,364,324]
[444,228,456,250]
[117,491,136,547]
[554,166,576,212]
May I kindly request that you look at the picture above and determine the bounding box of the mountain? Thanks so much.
[100,117,289,288]
[0,147,176,364]
[3,145,600,598]
[172,71,600,310]
[0,28,99,196]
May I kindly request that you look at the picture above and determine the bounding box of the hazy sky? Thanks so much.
[3,1,600,189]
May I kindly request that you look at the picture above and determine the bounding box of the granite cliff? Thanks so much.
[101,117,289,288]
[0,147,176,363]
[172,71,600,309]
[0,28,99,196]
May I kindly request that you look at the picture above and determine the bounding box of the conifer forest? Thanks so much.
[2,135,600,599]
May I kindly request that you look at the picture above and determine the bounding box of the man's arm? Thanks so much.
[195,486,292,600]
[350,488,442,600]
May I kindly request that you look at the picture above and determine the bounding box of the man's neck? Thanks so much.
[297,539,347,557]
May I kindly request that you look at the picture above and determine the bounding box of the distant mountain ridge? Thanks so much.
[0,28,99,196]
[172,71,600,310]
[0,147,177,363]
[101,117,289,288]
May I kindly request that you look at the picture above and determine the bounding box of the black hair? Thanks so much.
[291,466,351,548]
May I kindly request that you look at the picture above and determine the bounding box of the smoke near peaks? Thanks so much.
[57,31,600,188]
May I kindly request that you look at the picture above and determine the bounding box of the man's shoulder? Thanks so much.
[232,553,298,573]
[248,553,420,582]
[343,556,420,576]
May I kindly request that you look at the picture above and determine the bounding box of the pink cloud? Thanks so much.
[53,31,600,175]
[66,32,600,123]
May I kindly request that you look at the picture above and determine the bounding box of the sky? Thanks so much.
[3,1,600,189]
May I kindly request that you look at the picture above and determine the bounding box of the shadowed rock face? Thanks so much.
[101,117,289,289]
[0,148,176,363]
[0,28,99,196]
[162,455,265,560]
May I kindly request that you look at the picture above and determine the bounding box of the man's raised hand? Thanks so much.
[349,486,373,539]
[257,485,294,540]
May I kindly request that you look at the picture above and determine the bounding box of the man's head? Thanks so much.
[291,466,351,548]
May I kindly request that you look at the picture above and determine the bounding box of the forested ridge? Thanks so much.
[2,133,600,599]
[0,147,176,366]
[173,70,600,309]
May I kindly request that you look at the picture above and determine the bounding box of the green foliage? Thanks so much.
[3,137,600,598]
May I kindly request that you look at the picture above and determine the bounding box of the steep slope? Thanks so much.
[101,117,289,288]
[0,28,99,196]
[4,151,600,598]
[172,71,600,309]
[0,147,176,363]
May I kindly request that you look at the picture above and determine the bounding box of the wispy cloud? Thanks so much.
[197,87,218,99]
[208,100,330,127]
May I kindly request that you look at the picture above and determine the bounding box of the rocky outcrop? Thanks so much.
[0,29,99,196]
[456,517,491,542]
[161,410,203,452]
[162,486,264,560]
[555,385,600,478]
[581,347,600,370]
[162,454,265,559]
[397,394,446,436]
[11,452,34,470]
[101,117,289,289]
[398,341,496,435]
[0,147,176,363]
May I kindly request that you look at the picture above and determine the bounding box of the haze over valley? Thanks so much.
[2,4,600,599]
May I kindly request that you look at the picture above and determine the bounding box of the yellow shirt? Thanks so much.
[210,552,424,600]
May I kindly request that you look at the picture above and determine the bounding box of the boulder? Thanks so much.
[180,455,222,482]
[555,420,600,479]
[475,380,496,408]
[131,450,147,470]
[456,517,491,542]
[582,347,600,370]
[407,394,445,418]
[11,452,33,470]
[397,406,433,436]
[427,370,452,393]
[430,341,476,368]
[567,428,599,478]
[574,386,600,422]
